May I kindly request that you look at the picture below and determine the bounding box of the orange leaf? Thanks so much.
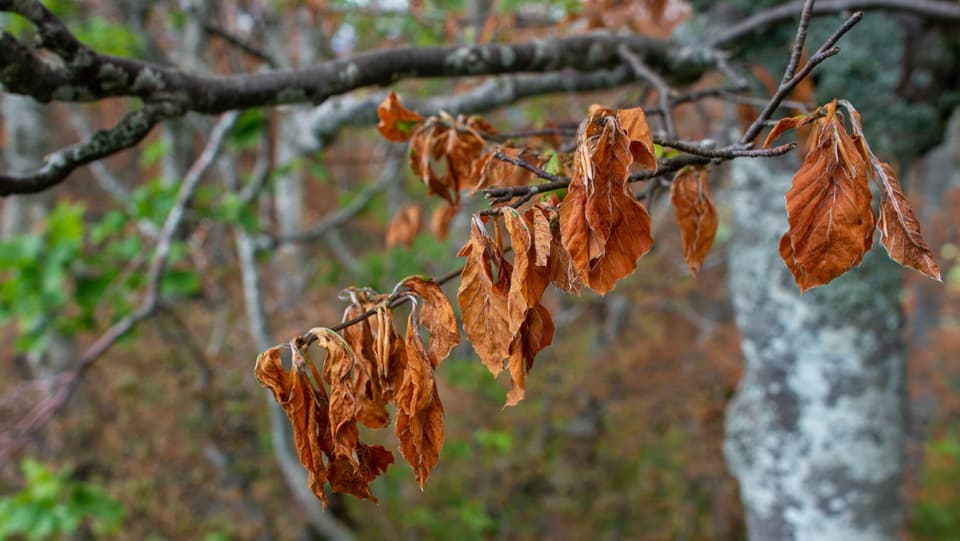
[376,92,423,142]
[310,330,360,466]
[762,114,815,149]
[670,168,718,275]
[396,381,444,489]
[457,217,512,375]
[504,303,554,407]
[255,347,331,506]
[780,102,875,292]
[328,443,395,503]
[502,208,551,336]
[617,107,657,170]
[386,204,422,248]
[875,162,941,281]
[430,202,458,241]
[341,303,390,429]
[471,147,540,192]
[401,276,460,366]
[559,107,654,294]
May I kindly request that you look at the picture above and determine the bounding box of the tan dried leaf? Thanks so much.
[430,202,458,241]
[670,168,718,275]
[457,217,512,376]
[504,303,554,407]
[376,92,423,142]
[617,107,657,170]
[502,208,550,336]
[875,162,941,281]
[386,204,422,249]
[401,276,460,366]
[780,101,875,292]
[559,107,654,294]
[310,330,360,465]
[396,382,443,490]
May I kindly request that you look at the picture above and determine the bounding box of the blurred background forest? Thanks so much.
[0,1,959,540]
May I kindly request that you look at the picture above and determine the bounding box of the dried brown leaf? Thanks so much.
[504,303,554,407]
[376,92,423,142]
[386,204,422,249]
[502,208,551,336]
[396,382,443,490]
[617,107,657,170]
[401,276,460,366]
[875,162,941,281]
[559,108,654,294]
[670,168,718,275]
[780,102,875,292]
[457,217,512,376]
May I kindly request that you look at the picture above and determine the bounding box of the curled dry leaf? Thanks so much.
[255,347,331,505]
[409,115,492,205]
[396,312,444,488]
[400,276,460,366]
[874,162,941,281]
[762,113,817,150]
[471,147,541,192]
[616,107,657,170]
[341,303,390,429]
[780,101,875,292]
[502,208,551,336]
[386,204,422,249]
[559,107,653,295]
[670,167,718,275]
[376,92,423,142]
[310,330,360,466]
[457,217,512,376]
[505,303,554,407]
[430,202,458,241]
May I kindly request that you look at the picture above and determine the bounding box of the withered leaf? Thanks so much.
[396,382,443,490]
[377,92,424,142]
[386,204,422,249]
[430,202,458,241]
[875,162,941,281]
[341,304,389,429]
[310,330,360,466]
[780,101,875,292]
[471,147,540,192]
[328,443,395,503]
[559,107,654,295]
[505,303,554,407]
[762,113,816,149]
[670,168,718,275]
[457,217,512,376]
[400,276,460,366]
[255,347,331,505]
[616,107,657,170]
[502,208,550,336]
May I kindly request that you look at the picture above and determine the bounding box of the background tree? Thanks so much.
[1,1,959,540]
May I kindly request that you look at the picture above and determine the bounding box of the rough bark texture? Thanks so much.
[725,157,906,541]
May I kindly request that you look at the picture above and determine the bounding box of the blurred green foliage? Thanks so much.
[912,428,960,540]
[0,459,124,540]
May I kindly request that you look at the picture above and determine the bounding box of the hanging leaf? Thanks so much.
[504,303,554,407]
[780,101,875,292]
[255,347,331,505]
[471,147,540,192]
[376,92,424,142]
[762,113,816,150]
[502,208,550,336]
[310,330,360,466]
[400,276,460,366]
[559,107,653,294]
[874,162,941,281]
[430,202,458,241]
[328,443,395,503]
[457,217,512,375]
[386,204,422,248]
[616,107,657,170]
[341,300,390,429]
[396,313,444,488]
[670,167,718,275]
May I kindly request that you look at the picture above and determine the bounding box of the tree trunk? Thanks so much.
[725,157,906,541]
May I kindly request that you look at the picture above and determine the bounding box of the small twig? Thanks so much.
[783,0,818,84]
[202,22,276,67]
[492,150,564,183]
[739,10,863,146]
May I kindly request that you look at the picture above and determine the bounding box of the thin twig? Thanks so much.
[619,45,677,138]
[783,0,818,84]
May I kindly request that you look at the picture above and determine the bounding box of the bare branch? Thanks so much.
[618,45,676,138]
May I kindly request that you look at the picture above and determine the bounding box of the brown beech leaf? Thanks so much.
[780,101,875,292]
[373,304,408,401]
[875,162,941,281]
[504,303,554,407]
[617,107,657,170]
[400,276,460,366]
[341,303,389,429]
[396,312,436,416]
[559,107,654,295]
[328,443,395,503]
[457,217,512,376]
[376,92,423,142]
[386,204,422,248]
[408,115,491,205]
[409,125,454,203]
[430,202,458,241]
[762,114,816,149]
[502,208,550,336]
[310,330,360,466]
[471,147,539,192]
[670,168,718,275]
[530,205,553,267]
[255,347,331,506]
[396,382,443,489]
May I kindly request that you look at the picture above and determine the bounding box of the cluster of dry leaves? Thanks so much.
[765,99,940,291]
[255,277,458,503]
[255,93,940,505]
